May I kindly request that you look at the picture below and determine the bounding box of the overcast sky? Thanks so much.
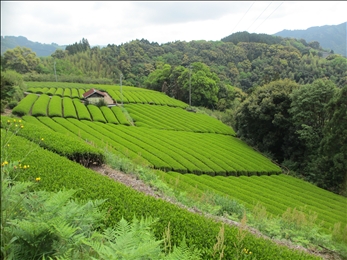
[1,1,346,46]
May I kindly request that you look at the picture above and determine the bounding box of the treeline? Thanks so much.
[1,35,346,91]
[235,79,347,195]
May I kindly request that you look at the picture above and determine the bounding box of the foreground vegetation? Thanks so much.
[1,120,323,260]
[1,31,346,258]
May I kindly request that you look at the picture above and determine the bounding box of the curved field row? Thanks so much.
[31,94,50,117]
[157,172,347,234]
[125,103,235,135]
[25,82,187,108]
[13,96,132,125]
[78,122,281,175]
[27,87,86,98]
[73,99,91,121]
[12,94,39,116]
[48,96,63,117]
[87,105,107,123]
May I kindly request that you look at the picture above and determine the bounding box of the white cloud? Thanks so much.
[1,1,346,46]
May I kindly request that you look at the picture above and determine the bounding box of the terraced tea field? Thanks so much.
[8,81,347,244]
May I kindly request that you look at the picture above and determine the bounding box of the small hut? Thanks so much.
[82,88,106,104]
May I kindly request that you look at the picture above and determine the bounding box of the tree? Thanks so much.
[316,86,347,195]
[289,79,338,180]
[144,64,171,92]
[235,79,299,162]
[2,46,40,73]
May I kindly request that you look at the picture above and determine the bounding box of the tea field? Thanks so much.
[2,81,347,259]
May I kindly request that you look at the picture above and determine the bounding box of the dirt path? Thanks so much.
[90,164,334,260]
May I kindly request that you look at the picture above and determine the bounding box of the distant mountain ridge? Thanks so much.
[1,36,66,57]
[274,22,346,57]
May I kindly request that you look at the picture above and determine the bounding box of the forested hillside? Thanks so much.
[1,34,346,195]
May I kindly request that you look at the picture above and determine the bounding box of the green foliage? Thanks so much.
[12,93,38,116]
[31,93,50,116]
[2,131,320,260]
[316,85,347,195]
[289,79,338,180]
[2,46,40,73]
[235,79,299,162]
[0,70,26,104]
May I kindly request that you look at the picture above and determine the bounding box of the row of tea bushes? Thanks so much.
[1,115,105,167]
[26,81,188,108]
[125,103,235,135]
[12,93,38,116]
[12,95,132,125]
[159,172,347,234]
[2,133,320,260]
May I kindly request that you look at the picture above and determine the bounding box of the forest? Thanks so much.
[1,32,346,195]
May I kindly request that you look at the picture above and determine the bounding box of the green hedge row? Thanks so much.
[26,82,188,108]
[100,106,119,124]
[111,106,131,125]
[47,87,56,96]
[82,120,170,170]
[63,97,78,119]
[71,88,80,98]
[31,94,50,117]
[2,133,319,260]
[102,123,188,173]
[107,89,129,104]
[87,105,106,123]
[161,171,346,234]
[48,96,62,117]
[63,88,71,97]
[12,94,39,116]
[1,115,105,166]
[55,87,64,97]
[78,89,86,98]
[242,176,346,226]
[124,103,235,135]
[66,117,142,161]
[73,99,91,121]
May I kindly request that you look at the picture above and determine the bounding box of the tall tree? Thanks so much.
[2,46,40,73]
[235,79,299,162]
[289,79,338,178]
[316,86,347,195]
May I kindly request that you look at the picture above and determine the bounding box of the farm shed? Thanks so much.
[82,88,106,104]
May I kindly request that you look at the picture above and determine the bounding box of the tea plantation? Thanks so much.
[2,81,346,259]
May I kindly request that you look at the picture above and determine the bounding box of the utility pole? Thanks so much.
[54,60,57,82]
[188,65,192,107]
[120,73,123,106]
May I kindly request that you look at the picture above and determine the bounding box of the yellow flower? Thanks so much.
[18,120,21,123]
[7,120,11,124]
[20,125,24,129]
[35,177,41,182]
[13,119,16,122]
[23,165,27,169]
[41,138,44,141]
[7,144,10,147]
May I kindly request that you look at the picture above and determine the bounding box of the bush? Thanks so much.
[7,101,18,109]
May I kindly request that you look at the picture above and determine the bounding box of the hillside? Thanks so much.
[1,81,346,259]
[274,22,347,57]
[1,36,65,57]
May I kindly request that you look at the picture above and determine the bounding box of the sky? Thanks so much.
[1,1,346,46]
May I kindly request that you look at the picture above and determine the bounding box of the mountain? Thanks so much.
[273,22,346,57]
[1,36,66,57]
